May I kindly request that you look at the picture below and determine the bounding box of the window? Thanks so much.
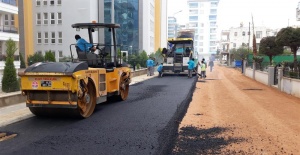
[36,0,41,6]
[189,10,198,14]
[242,31,245,36]
[210,22,216,27]
[200,36,204,40]
[57,13,62,24]
[37,51,42,55]
[233,43,236,48]
[211,2,218,7]
[150,4,154,16]
[200,23,204,27]
[4,15,9,25]
[199,29,204,33]
[50,13,55,24]
[59,51,63,57]
[50,0,54,5]
[234,32,238,36]
[189,3,198,8]
[43,13,48,24]
[189,16,198,21]
[209,15,216,20]
[189,23,198,27]
[58,32,62,44]
[51,32,55,43]
[44,32,48,44]
[57,0,61,5]
[210,28,216,33]
[199,42,203,46]
[210,9,217,14]
[43,0,47,5]
[199,48,203,52]
[256,31,262,38]
[37,32,42,44]
[11,15,14,25]
[36,13,41,25]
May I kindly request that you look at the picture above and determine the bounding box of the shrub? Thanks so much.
[136,63,141,70]
[1,39,20,92]
[27,53,44,66]
[44,50,56,62]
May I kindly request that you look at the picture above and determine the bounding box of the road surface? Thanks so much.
[0,75,196,155]
[172,64,300,155]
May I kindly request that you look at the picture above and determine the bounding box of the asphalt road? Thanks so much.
[0,75,196,155]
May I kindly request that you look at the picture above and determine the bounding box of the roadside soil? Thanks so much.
[172,64,300,155]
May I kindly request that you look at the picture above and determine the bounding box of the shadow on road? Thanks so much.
[171,126,245,155]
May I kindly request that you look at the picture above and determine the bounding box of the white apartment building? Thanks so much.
[32,0,98,61]
[141,0,155,54]
[0,0,20,89]
[220,25,277,53]
[29,0,162,60]
[187,0,219,60]
[168,17,177,39]
[297,1,300,21]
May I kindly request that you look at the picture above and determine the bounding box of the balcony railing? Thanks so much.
[0,25,18,34]
[0,0,17,6]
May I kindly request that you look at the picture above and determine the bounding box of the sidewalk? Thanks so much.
[0,73,157,127]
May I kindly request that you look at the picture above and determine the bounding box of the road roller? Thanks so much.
[18,22,131,118]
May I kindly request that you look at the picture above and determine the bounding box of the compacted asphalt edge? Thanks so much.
[155,77,197,155]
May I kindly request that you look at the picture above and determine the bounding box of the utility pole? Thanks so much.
[252,14,257,56]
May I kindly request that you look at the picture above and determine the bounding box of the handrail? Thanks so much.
[0,25,18,34]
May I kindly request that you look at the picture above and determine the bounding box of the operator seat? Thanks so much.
[75,46,98,67]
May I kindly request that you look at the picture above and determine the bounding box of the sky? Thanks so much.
[167,0,300,30]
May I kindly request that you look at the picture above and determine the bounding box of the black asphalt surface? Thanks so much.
[0,75,196,155]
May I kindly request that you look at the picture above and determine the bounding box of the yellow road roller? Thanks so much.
[18,23,131,118]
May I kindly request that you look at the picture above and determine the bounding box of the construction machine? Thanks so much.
[18,22,131,118]
[162,29,198,75]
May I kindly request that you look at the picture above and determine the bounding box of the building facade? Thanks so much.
[187,0,219,60]
[297,1,300,21]
[220,25,277,53]
[19,0,166,60]
[167,17,177,39]
[0,0,20,89]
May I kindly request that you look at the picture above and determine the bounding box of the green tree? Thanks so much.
[275,27,300,69]
[1,39,19,92]
[19,52,26,68]
[231,47,249,61]
[44,50,56,62]
[139,50,148,68]
[259,36,284,65]
[27,53,45,65]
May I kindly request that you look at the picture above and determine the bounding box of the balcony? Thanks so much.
[0,25,17,34]
[0,0,18,14]
[1,0,16,6]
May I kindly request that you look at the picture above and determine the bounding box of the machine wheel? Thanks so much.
[77,79,96,118]
[117,82,129,101]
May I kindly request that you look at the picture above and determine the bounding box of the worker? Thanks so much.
[75,34,96,52]
[157,63,163,77]
[146,57,154,76]
[187,58,195,78]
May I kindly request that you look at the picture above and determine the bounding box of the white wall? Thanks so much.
[255,70,268,85]
[282,78,300,98]
[142,0,155,55]
[160,0,167,48]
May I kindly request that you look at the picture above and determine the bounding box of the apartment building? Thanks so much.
[167,17,177,39]
[297,1,300,21]
[220,25,277,53]
[0,0,20,89]
[187,0,219,60]
[19,0,166,60]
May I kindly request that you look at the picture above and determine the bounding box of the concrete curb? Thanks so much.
[0,69,148,108]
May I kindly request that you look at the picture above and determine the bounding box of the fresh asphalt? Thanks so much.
[0,75,197,155]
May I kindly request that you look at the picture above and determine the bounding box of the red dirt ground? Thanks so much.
[173,64,300,155]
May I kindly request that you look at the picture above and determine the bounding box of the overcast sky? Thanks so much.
[167,0,300,30]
